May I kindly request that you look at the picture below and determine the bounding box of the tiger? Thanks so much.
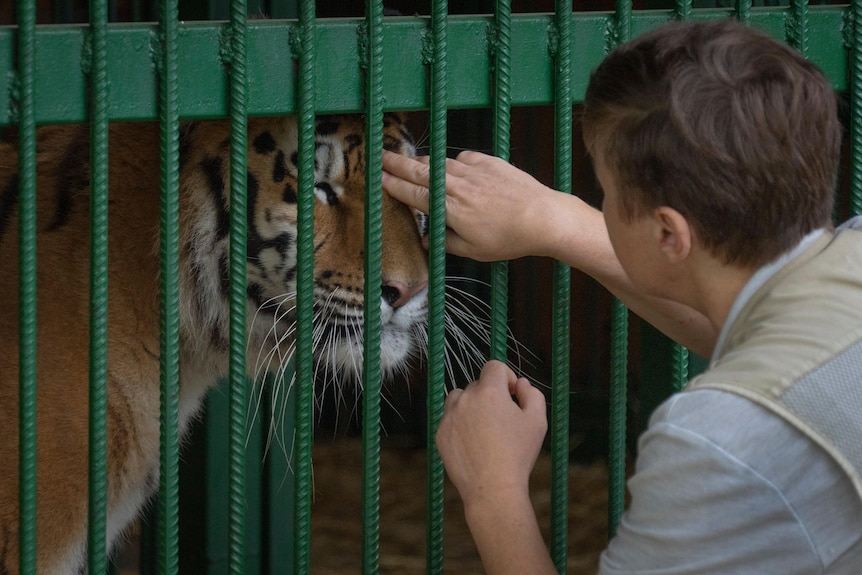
[0,113,429,574]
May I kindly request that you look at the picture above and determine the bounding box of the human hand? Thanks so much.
[435,360,548,511]
[381,149,563,262]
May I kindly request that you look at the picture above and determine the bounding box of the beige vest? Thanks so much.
[687,228,862,502]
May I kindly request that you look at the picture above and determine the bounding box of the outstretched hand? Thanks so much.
[435,360,548,509]
[382,150,562,262]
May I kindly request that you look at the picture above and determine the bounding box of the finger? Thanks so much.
[478,360,518,390]
[382,150,430,186]
[511,378,544,411]
[382,170,431,214]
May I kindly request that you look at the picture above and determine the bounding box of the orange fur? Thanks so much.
[0,115,427,573]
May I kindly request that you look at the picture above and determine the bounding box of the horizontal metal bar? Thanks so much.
[0,8,850,124]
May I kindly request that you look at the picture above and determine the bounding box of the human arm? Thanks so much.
[435,361,557,575]
[381,150,717,356]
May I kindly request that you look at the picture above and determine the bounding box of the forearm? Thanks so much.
[463,490,558,575]
[537,193,717,358]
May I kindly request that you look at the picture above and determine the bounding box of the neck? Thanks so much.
[686,256,757,335]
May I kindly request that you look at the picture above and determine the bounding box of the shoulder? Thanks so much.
[599,390,862,574]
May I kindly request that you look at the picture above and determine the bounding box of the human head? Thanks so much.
[582,19,841,268]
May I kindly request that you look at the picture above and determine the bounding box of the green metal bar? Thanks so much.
[675,0,693,20]
[294,0,316,572]
[0,11,852,124]
[363,2,386,573]
[671,346,690,392]
[490,0,512,363]
[426,0,448,573]
[607,0,631,541]
[227,0,249,572]
[87,0,110,571]
[550,1,572,571]
[157,0,181,571]
[737,0,752,23]
[16,0,38,571]
[789,0,809,57]
[854,0,862,217]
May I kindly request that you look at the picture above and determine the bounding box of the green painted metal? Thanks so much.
[87,0,110,572]
[227,1,250,573]
[607,0,631,541]
[426,1,448,574]
[157,0,181,572]
[853,0,862,217]
[550,2,573,571]
[8,4,862,573]
[293,0,316,572]
[0,10,851,126]
[489,1,512,364]
[15,0,38,572]
[362,2,386,573]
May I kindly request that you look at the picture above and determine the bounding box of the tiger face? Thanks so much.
[178,114,428,389]
[0,113,429,574]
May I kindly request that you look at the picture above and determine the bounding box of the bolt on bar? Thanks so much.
[16,0,38,571]
[294,0,316,572]
[87,0,110,572]
[550,1,573,570]
[157,0,181,572]
[227,0,250,572]
[426,0,449,572]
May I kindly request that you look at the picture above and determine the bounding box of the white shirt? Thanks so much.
[599,218,862,574]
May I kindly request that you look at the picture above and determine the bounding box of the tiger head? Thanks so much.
[178,113,428,385]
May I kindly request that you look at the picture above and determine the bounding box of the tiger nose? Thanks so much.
[382,280,428,309]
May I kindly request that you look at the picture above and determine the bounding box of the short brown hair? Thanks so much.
[582,19,841,267]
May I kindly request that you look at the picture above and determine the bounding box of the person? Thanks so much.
[381,18,862,575]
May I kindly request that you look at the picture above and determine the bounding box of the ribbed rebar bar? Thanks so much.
[426,1,448,573]
[607,0,630,540]
[675,0,692,21]
[157,0,180,571]
[294,0,316,572]
[672,346,689,392]
[227,0,249,572]
[789,0,810,57]
[87,0,110,571]
[362,2,385,573]
[490,0,511,363]
[855,0,862,217]
[16,0,38,571]
[550,2,572,571]
[737,0,752,24]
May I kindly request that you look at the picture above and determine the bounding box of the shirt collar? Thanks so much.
[710,227,826,362]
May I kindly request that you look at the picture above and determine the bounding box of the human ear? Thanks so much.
[653,207,692,263]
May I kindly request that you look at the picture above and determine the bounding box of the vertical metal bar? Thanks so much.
[668,0,694,395]
[363,1,385,573]
[16,0,38,570]
[294,0,316,571]
[607,0,630,540]
[87,0,110,571]
[157,0,181,570]
[789,0,809,57]
[854,0,862,217]
[426,1,448,573]
[228,0,249,571]
[550,2,572,571]
[737,0,752,24]
[675,0,692,21]
[490,0,511,362]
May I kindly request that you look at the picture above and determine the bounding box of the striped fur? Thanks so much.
[0,115,427,573]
